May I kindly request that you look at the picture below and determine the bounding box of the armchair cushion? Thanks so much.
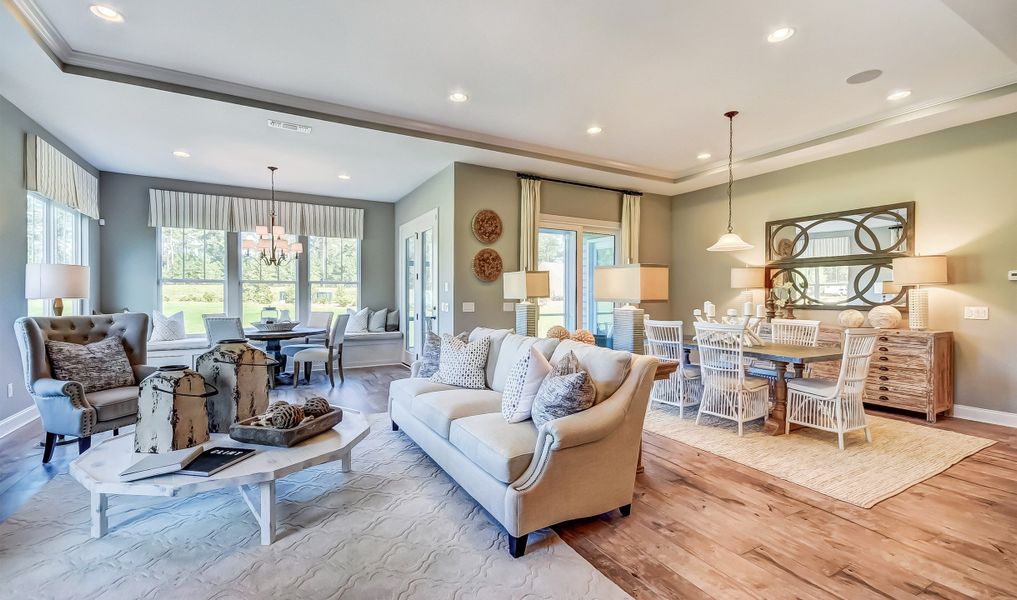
[449,413,537,484]
[86,387,139,422]
[45,336,135,393]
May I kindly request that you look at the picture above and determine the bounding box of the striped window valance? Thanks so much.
[26,135,100,219]
[148,189,364,239]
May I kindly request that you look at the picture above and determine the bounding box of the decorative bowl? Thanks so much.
[250,320,300,332]
[229,405,343,447]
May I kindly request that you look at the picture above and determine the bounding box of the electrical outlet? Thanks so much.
[462,302,475,313]
[503,302,515,312]
[963,306,989,320]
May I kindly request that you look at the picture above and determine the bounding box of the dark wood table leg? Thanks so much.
[762,359,790,435]
[265,339,291,385]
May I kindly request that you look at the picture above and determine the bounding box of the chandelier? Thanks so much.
[706,110,753,252]
[243,166,303,266]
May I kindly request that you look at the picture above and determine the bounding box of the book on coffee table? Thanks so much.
[119,446,203,482]
[177,447,257,477]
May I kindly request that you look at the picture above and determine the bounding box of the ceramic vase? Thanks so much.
[195,338,271,433]
[135,366,210,453]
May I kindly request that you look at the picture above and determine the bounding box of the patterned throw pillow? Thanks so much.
[346,307,371,333]
[550,350,582,377]
[418,331,467,378]
[150,310,186,342]
[501,346,553,423]
[431,334,491,389]
[46,336,136,393]
[385,309,399,332]
[368,308,388,332]
[531,367,596,429]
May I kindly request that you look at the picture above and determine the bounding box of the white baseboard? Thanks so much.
[0,405,40,439]
[952,404,1017,428]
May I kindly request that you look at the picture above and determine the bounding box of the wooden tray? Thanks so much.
[228,406,343,447]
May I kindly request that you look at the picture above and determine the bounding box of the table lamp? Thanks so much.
[594,264,669,353]
[26,264,90,316]
[891,256,947,330]
[503,271,550,337]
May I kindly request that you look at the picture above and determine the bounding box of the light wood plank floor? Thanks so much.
[2,365,1014,599]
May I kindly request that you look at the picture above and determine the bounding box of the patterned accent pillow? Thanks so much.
[368,308,388,332]
[46,336,136,393]
[346,307,371,333]
[431,334,491,389]
[531,369,596,429]
[418,331,467,378]
[549,350,582,377]
[385,309,399,332]
[501,346,553,423]
[150,310,186,342]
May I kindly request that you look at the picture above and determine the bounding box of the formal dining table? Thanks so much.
[245,327,327,384]
[682,340,843,436]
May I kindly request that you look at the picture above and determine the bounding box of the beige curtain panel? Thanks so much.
[26,135,100,219]
[148,190,364,239]
[519,178,541,271]
[620,193,641,264]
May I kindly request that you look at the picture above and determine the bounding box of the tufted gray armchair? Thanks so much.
[14,313,156,463]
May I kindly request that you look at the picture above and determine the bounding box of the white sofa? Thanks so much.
[388,327,658,557]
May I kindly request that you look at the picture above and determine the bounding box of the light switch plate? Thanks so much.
[963,306,989,320]
[444,282,450,292]
[1009,270,1017,281]
[440,302,449,313]
[462,302,475,313]
[503,302,515,312]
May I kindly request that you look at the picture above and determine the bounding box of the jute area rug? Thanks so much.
[643,404,995,508]
[0,416,629,600]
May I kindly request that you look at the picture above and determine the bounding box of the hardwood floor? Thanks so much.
[2,364,1014,599]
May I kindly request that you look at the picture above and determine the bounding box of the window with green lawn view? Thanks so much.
[240,232,298,326]
[27,193,85,317]
[159,227,226,334]
[309,236,360,322]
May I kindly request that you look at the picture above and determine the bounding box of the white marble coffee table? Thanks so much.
[70,410,370,545]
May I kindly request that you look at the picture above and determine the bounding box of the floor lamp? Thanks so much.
[503,271,550,337]
[25,264,90,316]
[891,256,948,330]
[594,264,669,354]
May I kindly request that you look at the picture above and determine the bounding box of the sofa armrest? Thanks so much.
[133,364,158,382]
[543,395,628,451]
[410,360,423,378]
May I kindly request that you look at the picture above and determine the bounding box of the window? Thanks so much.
[308,236,360,322]
[159,227,227,334]
[26,194,85,316]
[240,232,297,325]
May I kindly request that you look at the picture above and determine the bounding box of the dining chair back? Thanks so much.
[305,311,334,343]
[329,313,350,348]
[694,321,769,436]
[770,319,821,347]
[203,316,244,345]
[291,314,350,388]
[645,320,702,417]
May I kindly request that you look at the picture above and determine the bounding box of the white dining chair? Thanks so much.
[303,311,334,344]
[645,320,702,418]
[290,314,349,387]
[749,318,821,378]
[694,322,770,436]
[786,328,878,450]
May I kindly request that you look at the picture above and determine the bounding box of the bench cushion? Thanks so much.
[449,413,538,484]
[411,388,502,439]
[148,337,210,351]
[345,331,403,342]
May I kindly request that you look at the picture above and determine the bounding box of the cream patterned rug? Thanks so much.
[643,404,995,508]
[0,417,629,600]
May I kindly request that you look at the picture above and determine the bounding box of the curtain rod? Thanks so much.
[516,173,643,196]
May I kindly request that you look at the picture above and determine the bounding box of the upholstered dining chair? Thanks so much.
[14,313,155,463]
[303,311,334,344]
[645,320,702,418]
[287,314,349,387]
[693,321,769,436]
[786,329,878,450]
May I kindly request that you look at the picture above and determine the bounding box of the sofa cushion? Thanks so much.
[389,377,461,405]
[551,340,631,404]
[86,386,139,422]
[469,327,512,388]
[449,413,538,484]
[490,333,559,392]
[411,388,503,439]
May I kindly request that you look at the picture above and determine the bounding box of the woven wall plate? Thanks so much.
[471,209,503,244]
[472,248,503,282]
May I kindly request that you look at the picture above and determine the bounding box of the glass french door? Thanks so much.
[399,210,438,364]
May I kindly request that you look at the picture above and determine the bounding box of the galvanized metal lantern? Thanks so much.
[135,365,215,453]
[195,338,274,433]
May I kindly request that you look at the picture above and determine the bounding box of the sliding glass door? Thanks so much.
[537,228,577,332]
[399,210,438,364]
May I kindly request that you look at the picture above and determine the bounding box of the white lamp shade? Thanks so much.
[25,264,89,300]
[290,242,303,253]
[707,232,753,252]
[891,256,947,285]
[594,264,669,303]
[730,267,765,289]
[257,239,271,250]
[255,225,268,236]
[503,271,550,300]
[242,239,256,250]
[276,239,290,251]
[272,225,285,236]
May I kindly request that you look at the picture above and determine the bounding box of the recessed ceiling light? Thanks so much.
[767,27,795,43]
[172,150,190,158]
[697,152,712,160]
[448,92,469,103]
[887,89,912,101]
[89,4,123,22]
[586,126,603,135]
[337,174,351,180]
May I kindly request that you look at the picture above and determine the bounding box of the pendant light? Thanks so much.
[707,110,753,252]
[242,166,303,266]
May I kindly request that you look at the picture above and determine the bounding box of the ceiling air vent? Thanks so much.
[267,119,312,134]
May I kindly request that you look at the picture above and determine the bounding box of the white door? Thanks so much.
[398,210,438,364]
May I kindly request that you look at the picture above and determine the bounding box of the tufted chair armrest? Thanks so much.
[29,378,98,438]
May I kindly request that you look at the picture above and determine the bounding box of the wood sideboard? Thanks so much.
[801,326,954,423]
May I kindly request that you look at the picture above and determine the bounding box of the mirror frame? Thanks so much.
[764,201,915,310]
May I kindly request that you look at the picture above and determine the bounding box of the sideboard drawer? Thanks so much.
[871,352,930,370]
[866,390,928,410]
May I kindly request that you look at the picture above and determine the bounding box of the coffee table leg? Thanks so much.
[91,492,108,538]
[341,451,352,473]
[260,481,276,545]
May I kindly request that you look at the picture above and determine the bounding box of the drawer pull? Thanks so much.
[879,386,889,391]
[879,375,889,381]
[879,395,889,401]
[879,366,889,371]
[879,347,889,352]
[879,337,889,342]
[878,356,888,361]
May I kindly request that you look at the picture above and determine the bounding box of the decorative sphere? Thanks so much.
[302,397,332,419]
[837,309,865,328]
[570,329,596,345]
[268,403,305,429]
[867,305,902,329]
[270,400,289,410]
[546,325,570,340]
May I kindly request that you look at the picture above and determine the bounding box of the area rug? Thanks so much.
[0,416,629,600]
[643,404,995,508]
